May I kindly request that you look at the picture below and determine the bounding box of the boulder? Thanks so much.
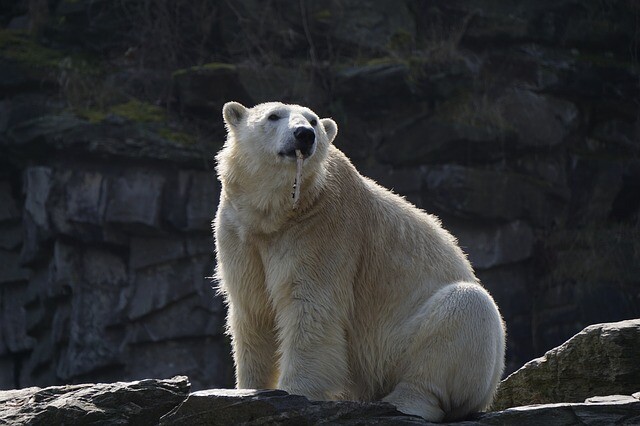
[0,376,190,425]
[492,319,640,410]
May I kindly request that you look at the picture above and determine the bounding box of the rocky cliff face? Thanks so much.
[0,0,639,390]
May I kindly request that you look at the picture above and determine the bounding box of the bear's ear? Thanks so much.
[222,102,247,128]
[321,118,338,144]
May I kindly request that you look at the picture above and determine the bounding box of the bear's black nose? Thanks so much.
[293,127,315,154]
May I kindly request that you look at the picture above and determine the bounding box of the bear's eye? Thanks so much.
[310,119,318,126]
[268,114,280,121]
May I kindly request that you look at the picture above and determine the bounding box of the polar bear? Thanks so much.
[214,101,505,422]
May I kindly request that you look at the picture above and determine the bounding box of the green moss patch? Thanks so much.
[109,100,165,123]
[172,62,236,78]
[0,29,65,68]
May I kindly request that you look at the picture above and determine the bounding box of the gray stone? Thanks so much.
[0,250,31,284]
[173,63,248,115]
[476,264,533,374]
[105,169,165,229]
[20,167,53,264]
[0,357,14,390]
[49,241,79,298]
[127,255,212,320]
[0,182,19,222]
[164,170,219,232]
[129,234,213,271]
[163,171,191,230]
[185,171,219,231]
[236,63,325,107]
[361,165,423,195]
[5,114,207,166]
[328,0,415,53]
[0,376,190,425]
[126,337,233,391]
[378,114,511,167]
[56,248,128,380]
[593,119,639,151]
[334,63,414,108]
[7,114,84,147]
[568,158,625,225]
[125,294,223,344]
[64,169,107,225]
[423,165,570,227]
[449,220,535,269]
[130,236,187,270]
[498,89,579,147]
[0,282,35,352]
[0,223,22,250]
[160,388,410,425]
[492,319,640,410]
[481,396,640,425]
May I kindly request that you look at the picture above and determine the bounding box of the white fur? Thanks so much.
[214,101,506,422]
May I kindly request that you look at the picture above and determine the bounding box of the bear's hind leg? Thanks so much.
[384,281,505,422]
[383,382,446,422]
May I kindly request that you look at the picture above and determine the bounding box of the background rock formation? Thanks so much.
[0,0,639,390]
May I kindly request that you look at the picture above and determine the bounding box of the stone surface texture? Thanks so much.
[492,319,640,411]
[0,0,639,394]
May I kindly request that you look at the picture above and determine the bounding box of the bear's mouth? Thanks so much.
[278,147,314,159]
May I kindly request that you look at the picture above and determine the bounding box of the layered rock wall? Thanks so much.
[0,0,639,389]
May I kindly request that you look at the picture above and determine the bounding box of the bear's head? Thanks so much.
[221,101,338,168]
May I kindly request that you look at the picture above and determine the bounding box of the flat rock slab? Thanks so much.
[159,388,420,425]
[1,379,639,425]
[0,376,190,426]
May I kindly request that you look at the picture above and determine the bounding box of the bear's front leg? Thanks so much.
[216,217,279,390]
[274,280,350,400]
[227,301,279,389]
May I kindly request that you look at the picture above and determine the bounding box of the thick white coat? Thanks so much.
[214,101,506,422]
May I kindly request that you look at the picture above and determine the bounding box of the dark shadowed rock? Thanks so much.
[424,165,570,226]
[159,388,640,425]
[334,63,415,109]
[449,220,534,269]
[105,169,165,229]
[127,255,212,320]
[0,223,23,251]
[492,319,640,410]
[126,337,233,391]
[482,395,640,426]
[159,388,414,425]
[0,250,31,284]
[185,171,219,231]
[498,89,578,147]
[56,247,129,380]
[0,357,14,389]
[0,376,190,425]
[20,167,53,264]
[64,169,107,226]
[0,182,19,222]
[172,63,249,116]
[125,294,223,343]
[0,282,35,353]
